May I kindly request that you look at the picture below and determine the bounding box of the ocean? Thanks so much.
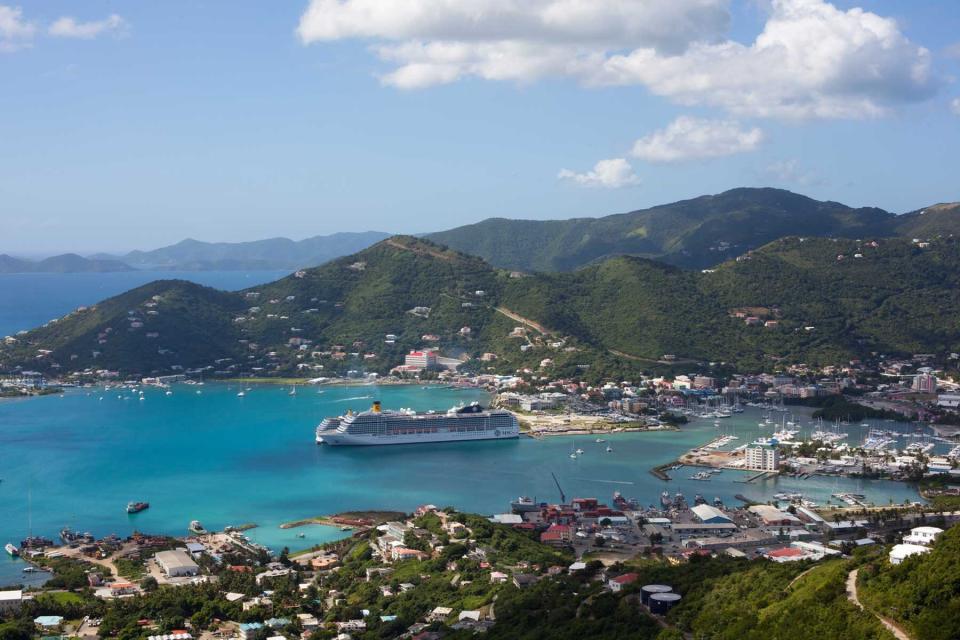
[0,270,288,337]
[0,382,925,588]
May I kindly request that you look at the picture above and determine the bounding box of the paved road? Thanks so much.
[846,568,912,640]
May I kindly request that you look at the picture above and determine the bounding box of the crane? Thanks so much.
[551,472,566,504]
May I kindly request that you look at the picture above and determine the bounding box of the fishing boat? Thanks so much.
[126,501,150,514]
[188,520,207,534]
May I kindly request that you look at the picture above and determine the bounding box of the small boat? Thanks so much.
[296,533,305,538]
[4,543,19,557]
[510,496,541,513]
[188,520,207,534]
[575,448,584,455]
[606,446,613,452]
[126,501,150,514]
[569,452,577,459]
[22,566,39,573]
[237,391,245,397]
[289,387,297,396]
[339,525,351,531]
[595,438,606,443]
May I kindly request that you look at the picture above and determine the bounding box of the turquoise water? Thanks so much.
[0,383,924,588]
[0,271,287,337]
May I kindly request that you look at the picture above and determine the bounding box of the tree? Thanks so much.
[141,575,159,592]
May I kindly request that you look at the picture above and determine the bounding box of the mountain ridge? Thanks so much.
[427,187,958,271]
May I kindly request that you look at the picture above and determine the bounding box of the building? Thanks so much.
[889,543,931,565]
[745,442,780,472]
[0,590,22,614]
[691,504,732,524]
[748,505,800,526]
[608,573,638,593]
[155,549,200,577]
[404,350,438,369]
[34,616,64,631]
[913,373,938,393]
[937,393,960,408]
[902,526,943,546]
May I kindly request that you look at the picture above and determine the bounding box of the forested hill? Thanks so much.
[427,187,959,271]
[2,235,960,377]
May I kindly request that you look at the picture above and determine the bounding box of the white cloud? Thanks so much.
[630,116,763,162]
[49,14,126,39]
[298,0,937,119]
[0,5,36,52]
[952,98,960,116]
[558,158,640,188]
[298,0,729,53]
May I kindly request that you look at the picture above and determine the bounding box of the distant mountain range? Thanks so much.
[0,231,392,273]
[4,189,958,274]
[92,231,392,271]
[5,234,959,376]
[427,187,960,271]
[0,253,135,274]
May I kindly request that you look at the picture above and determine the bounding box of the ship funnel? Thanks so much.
[372,400,382,413]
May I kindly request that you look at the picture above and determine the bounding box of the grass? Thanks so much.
[48,591,85,604]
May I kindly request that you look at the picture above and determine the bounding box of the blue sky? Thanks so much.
[1,1,958,255]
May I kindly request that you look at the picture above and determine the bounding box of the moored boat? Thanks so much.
[4,543,19,557]
[126,501,150,514]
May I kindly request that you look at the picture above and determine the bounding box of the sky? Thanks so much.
[1,0,959,255]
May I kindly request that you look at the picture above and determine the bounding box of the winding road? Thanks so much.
[846,568,912,640]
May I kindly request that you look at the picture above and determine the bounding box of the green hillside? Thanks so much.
[858,523,960,640]
[427,187,950,271]
[3,235,960,378]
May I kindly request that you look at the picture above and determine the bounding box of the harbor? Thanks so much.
[0,383,928,583]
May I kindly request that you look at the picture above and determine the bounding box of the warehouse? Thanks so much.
[691,504,732,524]
[155,549,200,577]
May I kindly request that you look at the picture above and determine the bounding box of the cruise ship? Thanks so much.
[315,401,519,446]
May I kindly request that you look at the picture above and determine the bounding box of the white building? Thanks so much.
[889,543,931,565]
[745,443,780,472]
[0,590,22,614]
[404,350,438,369]
[902,526,943,546]
[155,549,200,577]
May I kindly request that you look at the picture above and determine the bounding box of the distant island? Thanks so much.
[0,231,392,274]
[0,253,135,274]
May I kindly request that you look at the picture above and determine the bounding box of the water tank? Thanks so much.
[640,584,673,604]
[649,592,682,615]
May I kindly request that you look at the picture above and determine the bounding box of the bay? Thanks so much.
[0,382,925,588]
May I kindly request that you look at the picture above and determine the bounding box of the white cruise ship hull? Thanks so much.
[315,404,520,446]
[316,429,518,446]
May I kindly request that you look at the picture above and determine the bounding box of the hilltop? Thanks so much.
[3,235,960,378]
[427,187,959,271]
